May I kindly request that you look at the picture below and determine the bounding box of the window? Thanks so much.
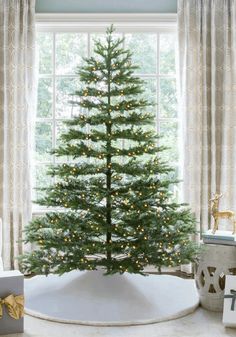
[34,17,179,206]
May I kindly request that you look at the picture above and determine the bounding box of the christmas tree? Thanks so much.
[21,26,197,276]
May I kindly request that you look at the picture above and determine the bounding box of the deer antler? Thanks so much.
[209,193,223,201]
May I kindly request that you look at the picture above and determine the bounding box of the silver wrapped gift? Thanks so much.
[0,270,24,335]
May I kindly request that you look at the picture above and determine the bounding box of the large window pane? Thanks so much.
[125,33,157,74]
[159,34,176,75]
[90,33,122,56]
[159,121,179,164]
[55,33,88,75]
[34,29,179,205]
[37,33,53,75]
[159,78,177,118]
[55,122,70,163]
[37,78,53,118]
[162,166,180,201]
[34,164,52,200]
[142,78,157,114]
[35,122,53,162]
[137,78,157,133]
[55,78,80,118]
[55,122,78,164]
[56,121,68,146]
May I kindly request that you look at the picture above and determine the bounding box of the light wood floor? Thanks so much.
[5,308,236,337]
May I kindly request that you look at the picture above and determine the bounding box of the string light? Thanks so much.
[22,28,196,277]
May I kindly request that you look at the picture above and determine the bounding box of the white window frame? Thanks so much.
[33,13,178,216]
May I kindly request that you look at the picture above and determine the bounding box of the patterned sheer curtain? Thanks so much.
[0,0,36,270]
[178,0,236,236]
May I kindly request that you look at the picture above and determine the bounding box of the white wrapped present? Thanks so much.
[223,275,236,327]
[0,270,24,335]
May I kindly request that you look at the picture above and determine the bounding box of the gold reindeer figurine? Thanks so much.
[210,193,236,234]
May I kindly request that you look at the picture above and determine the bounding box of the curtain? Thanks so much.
[178,0,236,236]
[0,0,36,270]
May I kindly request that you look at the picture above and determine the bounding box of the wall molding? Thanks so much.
[36,13,177,31]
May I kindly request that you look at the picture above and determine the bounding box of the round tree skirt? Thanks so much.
[24,269,199,326]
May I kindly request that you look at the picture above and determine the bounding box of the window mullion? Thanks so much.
[156,32,160,137]
[33,27,179,213]
[52,32,56,172]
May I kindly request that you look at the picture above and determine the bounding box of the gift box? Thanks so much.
[223,275,236,327]
[0,270,24,335]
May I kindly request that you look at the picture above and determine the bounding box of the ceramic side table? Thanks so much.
[195,243,236,311]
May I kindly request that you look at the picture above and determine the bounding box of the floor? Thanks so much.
[7,308,236,337]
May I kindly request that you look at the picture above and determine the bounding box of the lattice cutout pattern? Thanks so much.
[219,273,225,291]
[207,266,216,276]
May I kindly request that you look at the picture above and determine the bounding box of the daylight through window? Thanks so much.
[34,30,179,205]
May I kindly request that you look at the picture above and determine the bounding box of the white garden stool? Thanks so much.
[195,243,236,311]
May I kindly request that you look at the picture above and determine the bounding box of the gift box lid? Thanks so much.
[0,270,23,278]
[203,230,236,241]
[0,270,24,297]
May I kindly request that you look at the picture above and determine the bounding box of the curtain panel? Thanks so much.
[178,0,236,236]
[0,0,36,269]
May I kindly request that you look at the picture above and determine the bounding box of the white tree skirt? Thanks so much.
[24,269,199,326]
